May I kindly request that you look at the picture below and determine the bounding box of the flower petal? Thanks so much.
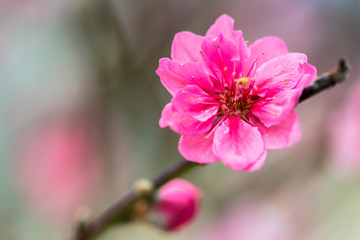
[156,58,215,96]
[254,53,308,94]
[252,53,316,127]
[172,85,220,122]
[244,36,288,76]
[251,92,296,128]
[205,14,249,72]
[201,34,240,90]
[213,117,266,171]
[243,150,267,172]
[252,110,302,149]
[294,61,317,90]
[160,103,216,136]
[171,31,204,63]
[206,14,235,40]
[179,134,218,164]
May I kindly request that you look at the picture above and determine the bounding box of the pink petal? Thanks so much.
[156,179,201,231]
[205,14,249,71]
[254,53,308,94]
[156,58,214,96]
[201,34,240,90]
[179,134,218,164]
[160,103,215,136]
[252,53,316,127]
[251,92,296,128]
[172,85,220,122]
[243,150,267,172]
[212,117,266,171]
[244,36,288,75]
[252,110,302,149]
[206,14,235,40]
[294,61,317,90]
[171,31,204,63]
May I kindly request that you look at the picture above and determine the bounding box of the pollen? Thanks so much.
[216,45,220,48]
[190,97,194,101]
[236,77,249,83]
[224,66,228,71]
[245,40,249,44]
[262,52,265,55]
[200,50,203,53]
[232,72,236,76]
[265,134,269,138]
[182,90,185,93]
[284,79,288,85]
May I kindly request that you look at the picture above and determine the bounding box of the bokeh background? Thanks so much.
[1,0,360,239]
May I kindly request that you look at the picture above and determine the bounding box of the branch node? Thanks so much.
[134,178,154,196]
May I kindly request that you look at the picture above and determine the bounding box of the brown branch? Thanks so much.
[70,59,349,240]
[299,59,349,103]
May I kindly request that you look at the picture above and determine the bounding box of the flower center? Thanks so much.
[217,77,262,122]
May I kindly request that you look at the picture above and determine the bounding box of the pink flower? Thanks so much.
[157,14,316,171]
[14,118,102,225]
[329,79,360,174]
[154,179,201,231]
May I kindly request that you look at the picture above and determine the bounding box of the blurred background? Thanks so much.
[1,0,360,239]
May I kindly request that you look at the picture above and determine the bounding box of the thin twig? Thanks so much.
[299,59,349,103]
[70,59,349,240]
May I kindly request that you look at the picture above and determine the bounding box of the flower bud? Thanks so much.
[154,179,201,231]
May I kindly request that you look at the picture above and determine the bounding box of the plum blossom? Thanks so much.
[157,14,316,171]
[154,179,201,231]
[328,79,360,174]
[14,118,102,225]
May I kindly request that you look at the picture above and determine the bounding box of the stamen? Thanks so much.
[205,116,227,139]
[239,77,249,83]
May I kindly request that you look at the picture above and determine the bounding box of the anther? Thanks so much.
[224,66,228,71]
[200,50,203,53]
[235,77,249,83]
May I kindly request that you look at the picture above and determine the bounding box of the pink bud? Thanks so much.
[155,179,201,231]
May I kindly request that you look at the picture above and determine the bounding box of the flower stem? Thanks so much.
[70,59,349,240]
